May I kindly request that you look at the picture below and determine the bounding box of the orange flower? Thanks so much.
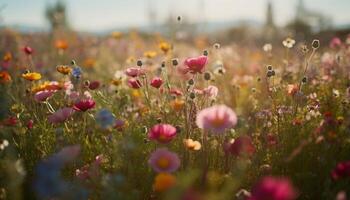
[287,84,299,96]
[84,58,96,68]
[22,72,41,81]
[56,65,72,75]
[183,139,201,151]
[144,51,157,59]
[0,71,11,83]
[3,52,12,62]
[170,99,185,111]
[159,42,171,54]
[153,173,176,192]
[55,39,68,50]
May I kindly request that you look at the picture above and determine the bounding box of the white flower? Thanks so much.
[263,43,272,52]
[0,140,9,150]
[283,38,296,48]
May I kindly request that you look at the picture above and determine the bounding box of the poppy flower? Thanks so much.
[48,107,75,124]
[184,55,208,74]
[127,78,142,89]
[148,148,180,173]
[23,46,33,55]
[196,104,237,134]
[148,124,177,143]
[22,72,42,81]
[0,71,11,83]
[150,77,163,89]
[73,99,95,112]
[55,39,68,50]
[3,52,12,62]
[125,67,145,77]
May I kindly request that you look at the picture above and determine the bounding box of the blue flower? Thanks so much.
[95,109,116,129]
[72,66,82,79]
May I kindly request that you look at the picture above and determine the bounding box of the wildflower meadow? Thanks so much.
[0,1,350,200]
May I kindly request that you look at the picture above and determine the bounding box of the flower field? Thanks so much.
[0,29,350,200]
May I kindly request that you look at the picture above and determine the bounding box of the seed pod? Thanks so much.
[204,72,211,80]
[137,60,143,67]
[203,50,209,56]
[302,76,307,83]
[172,58,178,66]
[189,92,196,99]
[267,65,273,70]
[188,79,195,85]
[312,39,320,49]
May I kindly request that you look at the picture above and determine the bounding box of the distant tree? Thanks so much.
[286,19,312,40]
[45,1,69,32]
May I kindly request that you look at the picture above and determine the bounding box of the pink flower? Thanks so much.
[27,119,34,129]
[73,99,95,112]
[330,37,342,49]
[148,124,177,143]
[128,78,142,89]
[224,136,255,157]
[203,85,218,98]
[23,46,33,55]
[148,148,180,173]
[125,67,145,77]
[184,55,208,74]
[150,77,163,89]
[331,160,350,180]
[48,107,75,124]
[249,176,297,200]
[196,104,237,134]
[34,90,54,102]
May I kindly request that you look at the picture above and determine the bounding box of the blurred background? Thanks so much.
[0,0,350,43]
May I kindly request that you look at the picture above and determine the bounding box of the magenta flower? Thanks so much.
[150,77,163,89]
[331,160,350,180]
[73,99,95,112]
[48,107,75,124]
[125,67,145,77]
[224,136,255,157]
[249,176,297,200]
[184,55,208,74]
[148,124,177,143]
[128,78,142,89]
[196,104,237,134]
[34,90,54,102]
[148,148,180,173]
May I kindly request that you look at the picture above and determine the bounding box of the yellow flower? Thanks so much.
[159,42,171,54]
[31,81,63,93]
[56,65,72,75]
[183,139,201,151]
[111,31,123,39]
[126,56,135,64]
[22,72,41,81]
[170,99,185,112]
[153,173,176,192]
[144,51,157,59]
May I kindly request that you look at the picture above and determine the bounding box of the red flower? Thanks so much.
[128,78,142,89]
[150,77,163,89]
[148,124,177,143]
[331,160,350,180]
[184,55,207,74]
[27,119,34,129]
[73,99,95,112]
[23,46,33,55]
[88,81,100,90]
[224,135,255,157]
[2,116,17,126]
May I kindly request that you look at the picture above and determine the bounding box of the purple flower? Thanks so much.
[148,148,180,173]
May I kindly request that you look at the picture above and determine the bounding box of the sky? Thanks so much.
[0,0,349,32]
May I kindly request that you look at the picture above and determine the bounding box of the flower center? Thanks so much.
[157,157,170,169]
